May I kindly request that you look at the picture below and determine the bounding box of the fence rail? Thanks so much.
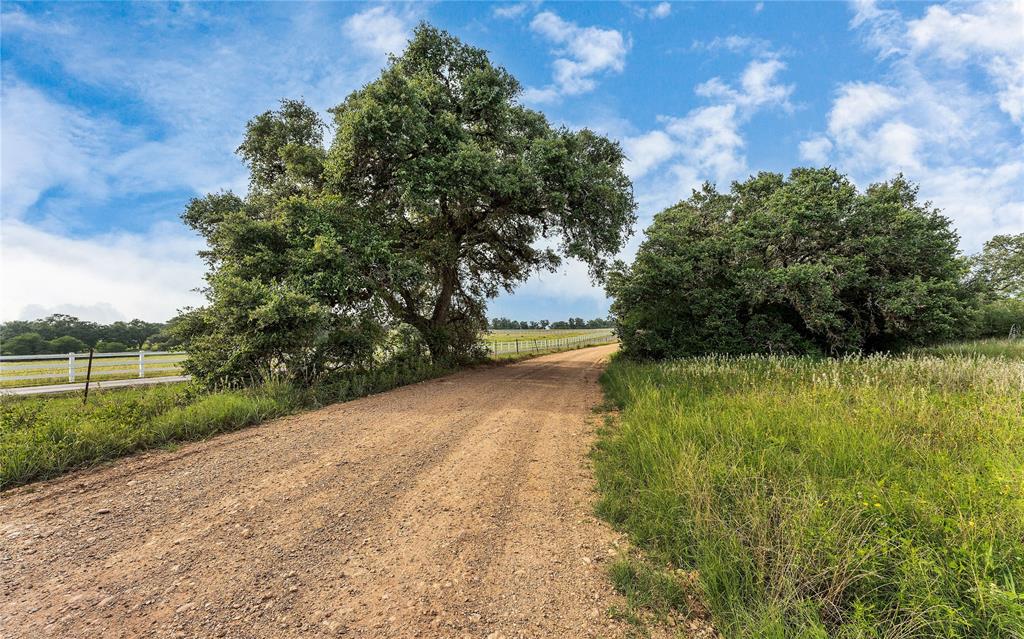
[0,351,187,384]
[482,332,617,355]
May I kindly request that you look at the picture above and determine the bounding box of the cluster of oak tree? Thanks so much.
[488,317,614,330]
[0,315,174,355]
[174,24,1022,386]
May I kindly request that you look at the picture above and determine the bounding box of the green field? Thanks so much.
[595,340,1024,637]
[482,328,614,342]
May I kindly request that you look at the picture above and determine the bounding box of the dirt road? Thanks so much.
[0,345,628,638]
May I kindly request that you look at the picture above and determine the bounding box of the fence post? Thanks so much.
[516,339,519,353]
[138,351,145,378]
[68,352,75,382]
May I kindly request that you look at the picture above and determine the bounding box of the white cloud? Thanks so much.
[342,6,411,59]
[798,136,833,165]
[627,1,672,21]
[803,1,1024,252]
[695,35,775,56]
[525,11,630,100]
[624,55,793,189]
[623,130,677,180]
[519,86,562,105]
[0,219,206,322]
[664,104,746,185]
[0,82,110,217]
[905,1,1024,127]
[754,2,764,14]
[515,256,610,304]
[493,3,531,19]
[1,5,406,323]
[650,3,672,19]
[0,78,248,221]
[826,82,902,139]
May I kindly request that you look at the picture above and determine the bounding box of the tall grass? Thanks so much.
[594,352,1024,638]
[912,337,1024,360]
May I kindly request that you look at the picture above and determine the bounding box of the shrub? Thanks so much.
[2,332,51,355]
[48,335,88,353]
[972,298,1024,338]
[607,169,974,359]
[95,340,129,353]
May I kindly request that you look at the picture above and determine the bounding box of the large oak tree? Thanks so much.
[178,25,635,384]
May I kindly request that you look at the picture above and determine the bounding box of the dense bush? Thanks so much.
[47,335,88,353]
[607,169,975,358]
[1,333,51,355]
[972,298,1024,338]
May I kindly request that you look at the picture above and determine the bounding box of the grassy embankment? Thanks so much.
[0,335,617,490]
[594,339,1023,637]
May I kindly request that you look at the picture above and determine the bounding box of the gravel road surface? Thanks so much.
[1,345,630,638]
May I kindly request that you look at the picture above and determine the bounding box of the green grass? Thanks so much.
[594,349,1024,638]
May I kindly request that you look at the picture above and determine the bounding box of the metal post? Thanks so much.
[68,352,76,382]
[138,351,145,378]
[516,339,519,353]
[83,348,95,405]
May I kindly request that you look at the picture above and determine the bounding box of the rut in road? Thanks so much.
[0,344,631,638]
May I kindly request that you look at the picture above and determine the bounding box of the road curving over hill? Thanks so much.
[1,344,629,638]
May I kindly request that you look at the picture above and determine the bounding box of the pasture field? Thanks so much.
[595,344,1024,637]
[482,328,614,342]
[0,354,443,489]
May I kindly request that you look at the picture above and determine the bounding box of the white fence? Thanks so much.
[0,351,188,384]
[483,332,617,355]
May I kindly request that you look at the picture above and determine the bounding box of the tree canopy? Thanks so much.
[607,168,975,358]
[973,232,1023,300]
[0,315,166,355]
[177,24,635,385]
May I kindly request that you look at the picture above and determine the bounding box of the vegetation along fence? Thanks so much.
[0,351,188,386]
[0,332,618,388]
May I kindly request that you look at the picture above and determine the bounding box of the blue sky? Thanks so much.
[2,1,1022,323]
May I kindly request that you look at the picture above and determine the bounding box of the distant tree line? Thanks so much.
[488,317,613,330]
[0,315,180,356]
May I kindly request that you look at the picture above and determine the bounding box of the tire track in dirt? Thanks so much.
[0,345,627,638]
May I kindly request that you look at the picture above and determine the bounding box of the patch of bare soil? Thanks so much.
[1,345,636,638]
